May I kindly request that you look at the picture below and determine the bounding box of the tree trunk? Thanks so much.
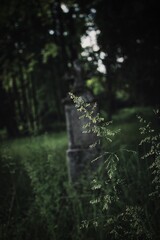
[104,47,116,121]
[12,76,24,129]
[30,72,40,133]
[19,64,30,135]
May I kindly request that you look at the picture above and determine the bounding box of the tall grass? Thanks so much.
[0,132,98,240]
[0,106,159,240]
[0,132,68,240]
[69,93,160,240]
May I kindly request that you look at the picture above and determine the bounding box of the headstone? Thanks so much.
[64,60,100,182]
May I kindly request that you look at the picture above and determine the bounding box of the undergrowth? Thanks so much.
[0,101,159,240]
[70,93,160,240]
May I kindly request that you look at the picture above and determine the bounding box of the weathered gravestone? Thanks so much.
[64,60,100,182]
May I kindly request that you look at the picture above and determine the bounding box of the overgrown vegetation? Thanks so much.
[0,106,159,240]
[70,94,160,240]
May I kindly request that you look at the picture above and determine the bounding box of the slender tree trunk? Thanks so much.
[67,6,79,64]
[104,47,116,121]
[12,76,24,128]
[30,72,39,133]
[0,80,19,137]
[6,84,19,137]
[56,0,68,71]
[26,75,35,133]
[51,0,68,119]
[19,64,30,135]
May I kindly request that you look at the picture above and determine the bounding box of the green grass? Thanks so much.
[107,106,157,151]
[0,132,69,240]
[0,107,159,240]
[1,131,67,157]
[0,131,97,240]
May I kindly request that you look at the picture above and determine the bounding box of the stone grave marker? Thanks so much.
[64,60,100,182]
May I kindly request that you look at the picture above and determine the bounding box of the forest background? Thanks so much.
[0,0,159,137]
[0,1,160,240]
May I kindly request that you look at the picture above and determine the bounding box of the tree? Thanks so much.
[0,0,86,136]
[1,0,160,136]
[78,0,160,117]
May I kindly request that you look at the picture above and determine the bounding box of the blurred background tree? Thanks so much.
[0,0,159,137]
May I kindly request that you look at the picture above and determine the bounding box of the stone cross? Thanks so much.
[64,60,100,182]
[73,59,84,89]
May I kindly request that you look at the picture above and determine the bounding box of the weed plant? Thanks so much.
[70,93,160,240]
